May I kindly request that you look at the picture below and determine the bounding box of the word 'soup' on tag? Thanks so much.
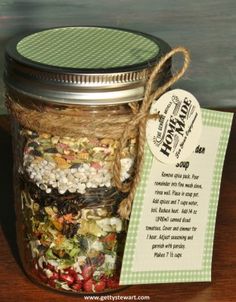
[120,107,233,285]
[146,89,202,164]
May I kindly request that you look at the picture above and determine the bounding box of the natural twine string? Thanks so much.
[115,47,190,219]
[6,46,190,220]
[5,100,138,139]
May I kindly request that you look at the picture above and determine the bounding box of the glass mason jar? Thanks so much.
[4,26,171,294]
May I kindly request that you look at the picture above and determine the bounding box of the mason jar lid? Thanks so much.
[4,26,171,105]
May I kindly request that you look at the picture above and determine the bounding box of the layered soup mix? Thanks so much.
[18,129,136,293]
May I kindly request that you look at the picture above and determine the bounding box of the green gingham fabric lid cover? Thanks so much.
[16,27,160,69]
[5,26,171,105]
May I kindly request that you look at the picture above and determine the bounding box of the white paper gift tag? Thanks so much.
[146,89,202,164]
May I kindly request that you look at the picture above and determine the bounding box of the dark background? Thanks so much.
[0,0,235,111]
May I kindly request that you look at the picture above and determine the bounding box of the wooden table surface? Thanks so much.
[0,114,236,302]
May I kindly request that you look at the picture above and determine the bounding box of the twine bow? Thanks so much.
[114,47,190,219]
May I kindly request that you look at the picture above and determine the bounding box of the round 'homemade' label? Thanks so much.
[146,89,202,164]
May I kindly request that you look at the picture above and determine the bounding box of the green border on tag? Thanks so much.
[120,108,233,285]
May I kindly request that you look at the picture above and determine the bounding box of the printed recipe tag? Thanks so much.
[120,108,233,285]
